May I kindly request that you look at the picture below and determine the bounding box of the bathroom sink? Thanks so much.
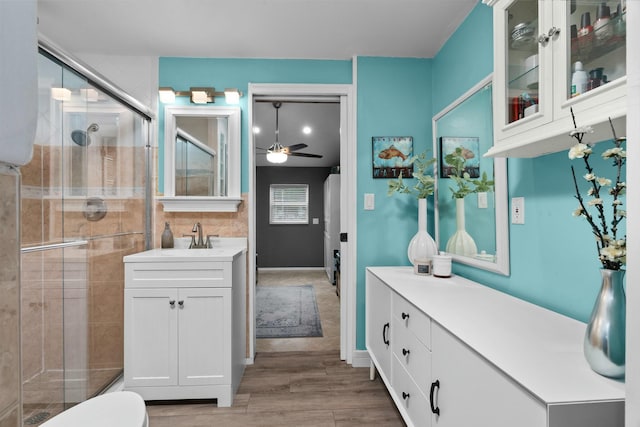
[123,239,247,263]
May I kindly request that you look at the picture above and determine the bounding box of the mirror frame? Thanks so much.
[158,105,242,212]
[432,74,510,275]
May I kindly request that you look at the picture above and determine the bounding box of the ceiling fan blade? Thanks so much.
[284,143,308,152]
[289,152,323,158]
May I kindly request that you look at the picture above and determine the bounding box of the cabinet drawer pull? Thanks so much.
[402,348,410,356]
[178,300,184,308]
[401,312,410,320]
[169,300,176,307]
[429,380,440,416]
[382,322,390,346]
[402,391,410,400]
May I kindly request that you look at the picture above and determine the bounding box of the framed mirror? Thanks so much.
[433,75,510,275]
[159,105,242,212]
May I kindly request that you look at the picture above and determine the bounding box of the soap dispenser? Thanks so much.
[161,222,174,248]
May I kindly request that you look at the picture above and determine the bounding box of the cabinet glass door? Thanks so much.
[505,0,541,125]
[567,0,626,101]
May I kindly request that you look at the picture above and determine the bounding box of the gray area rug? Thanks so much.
[256,285,323,338]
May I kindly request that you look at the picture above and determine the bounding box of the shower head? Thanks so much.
[70,123,99,146]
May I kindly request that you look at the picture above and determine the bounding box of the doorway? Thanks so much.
[248,84,355,363]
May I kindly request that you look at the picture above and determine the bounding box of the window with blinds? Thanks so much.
[270,184,309,224]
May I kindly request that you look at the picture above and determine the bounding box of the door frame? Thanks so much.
[247,83,357,364]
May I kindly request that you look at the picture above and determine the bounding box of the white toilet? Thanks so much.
[41,391,148,427]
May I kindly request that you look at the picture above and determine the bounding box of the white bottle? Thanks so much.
[571,61,588,97]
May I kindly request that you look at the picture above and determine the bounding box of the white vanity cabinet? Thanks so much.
[366,267,625,427]
[123,246,246,407]
[485,0,627,157]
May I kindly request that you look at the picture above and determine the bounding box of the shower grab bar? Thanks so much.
[21,240,89,253]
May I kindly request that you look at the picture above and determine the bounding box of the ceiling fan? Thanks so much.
[257,102,323,163]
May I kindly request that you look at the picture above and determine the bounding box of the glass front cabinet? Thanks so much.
[485,0,627,157]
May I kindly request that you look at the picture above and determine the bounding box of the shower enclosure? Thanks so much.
[20,44,152,425]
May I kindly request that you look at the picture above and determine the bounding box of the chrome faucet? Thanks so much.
[191,222,206,248]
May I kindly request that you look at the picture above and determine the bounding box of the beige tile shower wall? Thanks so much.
[0,168,22,426]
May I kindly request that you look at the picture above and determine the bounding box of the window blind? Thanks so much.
[270,184,309,224]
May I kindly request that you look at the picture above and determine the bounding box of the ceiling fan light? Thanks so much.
[266,150,287,164]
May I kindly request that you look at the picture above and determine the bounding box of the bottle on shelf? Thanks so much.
[161,222,174,248]
[571,61,589,97]
[594,2,612,44]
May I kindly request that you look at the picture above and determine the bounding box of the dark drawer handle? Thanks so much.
[430,380,440,416]
[401,312,410,320]
[402,348,410,356]
[402,391,410,400]
[169,300,176,307]
[178,300,184,308]
[382,322,390,346]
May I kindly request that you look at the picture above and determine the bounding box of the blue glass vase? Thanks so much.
[584,268,626,378]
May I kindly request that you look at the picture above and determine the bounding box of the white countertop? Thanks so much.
[124,238,246,263]
[367,266,625,405]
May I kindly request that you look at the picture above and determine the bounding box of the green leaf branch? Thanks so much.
[387,151,436,199]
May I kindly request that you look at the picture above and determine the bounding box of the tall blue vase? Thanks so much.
[584,268,626,378]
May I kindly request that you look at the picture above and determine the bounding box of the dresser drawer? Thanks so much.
[391,354,432,427]
[125,261,232,288]
[392,293,431,349]
[392,317,431,397]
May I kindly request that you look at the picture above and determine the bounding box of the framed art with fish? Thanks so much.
[372,136,413,178]
[439,136,480,179]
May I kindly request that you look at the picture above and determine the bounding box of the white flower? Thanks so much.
[587,187,595,196]
[602,147,626,158]
[569,143,593,159]
[601,245,626,262]
[587,198,603,206]
[569,126,594,137]
[618,210,626,218]
[573,206,584,216]
[613,199,623,205]
[584,173,595,181]
[597,177,612,186]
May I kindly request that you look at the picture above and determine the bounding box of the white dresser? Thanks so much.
[366,267,625,427]
[123,245,246,407]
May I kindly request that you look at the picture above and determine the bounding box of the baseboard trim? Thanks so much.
[350,349,371,368]
[258,267,325,272]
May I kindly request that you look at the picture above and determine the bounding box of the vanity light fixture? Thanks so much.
[158,86,243,105]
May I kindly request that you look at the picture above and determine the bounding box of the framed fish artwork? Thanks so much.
[439,136,480,179]
[372,136,413,179]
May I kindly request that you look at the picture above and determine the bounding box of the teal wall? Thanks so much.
[355,57,433,349]
[158,58,352,193]
[431,3,625,325]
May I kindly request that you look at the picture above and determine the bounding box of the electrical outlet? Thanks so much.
[511,197,525,224]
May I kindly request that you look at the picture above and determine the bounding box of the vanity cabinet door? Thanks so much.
[431,323,546,427]
[124,288,179,387]
[366,272,392,381]
[178,288,231,386]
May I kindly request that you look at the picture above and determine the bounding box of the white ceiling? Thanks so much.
[36,0,478,60]
[36,0,478,167]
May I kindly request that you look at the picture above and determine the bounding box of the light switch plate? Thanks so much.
[477,192,488,209]
[364,193,375,210]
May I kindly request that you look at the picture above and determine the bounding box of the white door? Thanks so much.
[124,288,178,387]
[178,287,231,386]
[431,323,545,426]
[365,272,392,378]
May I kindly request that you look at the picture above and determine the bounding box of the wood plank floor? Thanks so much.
[146,350,405,426]
[147,271,405,426]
